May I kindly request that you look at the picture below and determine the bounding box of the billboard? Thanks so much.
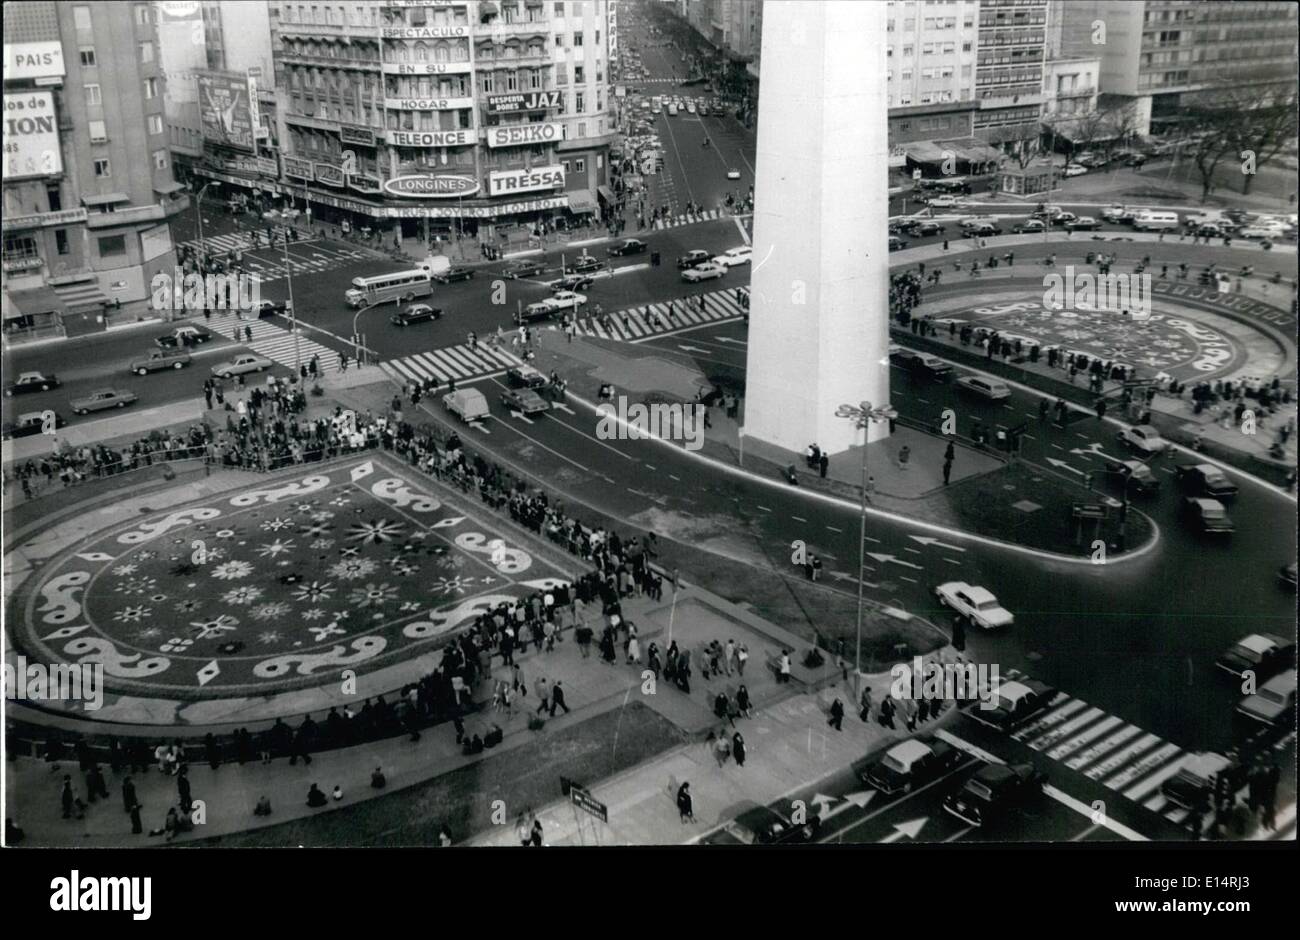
[487,122,564,149]
[141,224,174,263]
[488,166,565,197]
[198,72,256,152]
[3,41,65,82]
[487,90,563,114]
[2,90,63,180]
[383,174,480,198]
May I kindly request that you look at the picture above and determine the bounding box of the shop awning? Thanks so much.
[905,138,1004,166]
[2,285,65,322]
[82,192,130,206]
[153,180,187,195]
[567,190,598,214]
[597,184,616,204]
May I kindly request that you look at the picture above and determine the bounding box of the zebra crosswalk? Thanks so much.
[178,233,381,287]
[650,208,724,230]
[203,310,342,374]
[377,286,748,386]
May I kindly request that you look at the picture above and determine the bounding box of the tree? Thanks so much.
[1218,79,1300,195]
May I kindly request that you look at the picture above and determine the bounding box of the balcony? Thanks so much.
[275,19,357,36]
[477,20,550,41]
[279,49,381,71]
[476,49,551,67]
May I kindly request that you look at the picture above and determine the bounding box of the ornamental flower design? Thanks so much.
[329,495,352,507]
[301,608,327,621]
[174,598,202,614]
[257,631,283,644]
[111,563,139,577]
[261,517,294,532]
[292,581,336,603]
[134,627,162,640]
[115,576,158,596]
[346,519,406,544]
[329,557,377,581]
[256,539,296,558]
[348,581,399,609]
[309,538,335,550]
[387,559,419,577]
[134,551,157,561]
[299,521,334,539]
[222,586,265,606]
[431,576,473,595]
[189,615,240,640]
[310,510,335,523]
[211,560,253,581]
[293,502,318,515]
[249,601,291,622]
[113,605,152,623]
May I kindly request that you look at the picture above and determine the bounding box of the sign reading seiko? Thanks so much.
[487,90,563,114]
[383,174,481,198]
[389,129,474,148]
[487,122,564,149]
[488,166,565,197]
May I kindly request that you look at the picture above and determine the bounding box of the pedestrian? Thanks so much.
[827,698,844,731]
[819,453,829,478]
[736,643,749,675]
[777,649,791,684]
[878,696,896,729]
[897,444,911,470]
[129,800,143,835]
[677,782,695,823]
[859,687,873,722]
[549,681,570,716]
[61,775,75,819]
[122,776,137,816]
[732,732,746,767]
[736,684,753,718]
[942,457,953,486]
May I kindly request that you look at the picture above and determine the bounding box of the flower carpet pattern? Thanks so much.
[12,459,571,698]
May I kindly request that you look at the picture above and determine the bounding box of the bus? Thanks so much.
[345,269,433,308]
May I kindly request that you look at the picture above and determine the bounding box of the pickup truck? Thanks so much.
[130,349,193,375]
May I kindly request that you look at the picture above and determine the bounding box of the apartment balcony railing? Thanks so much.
[476,20,550,40]
[279,50,381,70]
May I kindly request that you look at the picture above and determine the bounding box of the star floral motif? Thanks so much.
[310,510,335,523]
[115,576,158,596]
[189,615,239,640]
[261,517,294,532]
[211,560,253,581]
[257,631,283,644]
[329,495,352,507]
[387,558,419,577]
[135,551,156,561]
[249,601,292,622]
[222,586,265,606]
[329,557,377,581]
[299,521,334,539]
[113,605,152,623]
[310,538,336,550]
[293,580,336,603]
[339,546,360,558]
[174,598,202,614]
[111,563,139,577]
[347,519,407,544]
[348,581,399,609]
[292,502,318,515]
[431,575,473,595]
[301,608,327,621]
[256,539,296,558]
[308,622,346,642]
[399,601,423,613]
[134,626,162,640]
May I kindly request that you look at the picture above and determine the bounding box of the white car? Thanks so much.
[211,353,274,378]
[1117,424,1168,454]
[713,246,752,267]
[547,290,588,312]
[955,376,1011,401]
[682,262,727,282]
[686,100,696,113]
[1062,164,1089,177]
[726,168,741,180]
[1238,224,1289,240]
[926,195,962,208]
[935,581,1015,629]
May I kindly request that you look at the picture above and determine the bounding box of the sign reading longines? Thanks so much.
[487,122,564,149]
[487,90,563,114]
[384,174,481,198]
[488,166,565,197]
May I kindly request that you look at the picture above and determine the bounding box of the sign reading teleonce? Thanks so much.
[389,129,474,148]
[487,122,564,149]
[383,174,481,198]
[488,166,565,197]
[3,90,63,180]
[487,90,563,114]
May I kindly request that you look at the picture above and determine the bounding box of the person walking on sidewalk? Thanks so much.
[732,732,746,768]
[549,681,570,716]
[878,695,897,729]
[736,684,753,718]
[777,649,791,684]
[859,687,873,722]
[827,698,845,731]
[677,782,695,823]
[736,644,749,676]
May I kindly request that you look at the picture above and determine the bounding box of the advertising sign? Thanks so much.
[315,163,345,188]
[487,90,563,114]
[3,41,65,82]
[385,97,475,112]
[389,129,474,148]
[283,155,314,181]
[488,166,565,197]
[487,122,564,149]
[198,71,256,152]
[3,90,63,180]
[348,174,383,194]
[381,26,469,39]
[339,125,377,147]
[383,174,480,198]
[140,224,173,263]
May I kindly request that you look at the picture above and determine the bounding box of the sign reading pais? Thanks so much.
[3,41,65,82]
[486,90,563,114]
[487,122,564,149]
[488,166,565,197]
[383,174,480,198]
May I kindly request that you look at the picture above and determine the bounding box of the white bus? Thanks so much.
[345,269,433,308]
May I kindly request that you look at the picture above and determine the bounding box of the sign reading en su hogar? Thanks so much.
[487,90,563,114]
[488,166,565,197]
[487,122,564,149]
[198,72,256,152]
[3,90,62,179]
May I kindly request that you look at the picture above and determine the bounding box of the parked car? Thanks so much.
[156,324,214,348]
[943,761,1045,827]
[130,349,192,375]
[1062,163,1089,177]
[248,299,287,319]
[5,371,61,396]
[890,348,953,381]
[568,255,605,274]
[925,195,961,208]
[1161,752,1238,813]
[1182,497,1234,535]
[1236,669,1296,729]
[1215,634,1296,682]
[1012,219,1045,234]
[503,259,545,279]
[1175,463,1238,500]
[934,581,1014,629]
[1101,458,1162,495]
[1116,424,1168,454]
[607,238,648,256]
[70,387,139,415]
[906,220,946,237]
[1239,224,1289,240]
[967,678,1057,731]
[507,364,549,389]
[552,274,594,292]
[1066,216,1101,231]
[1101,206,1137,224]
[861,739,964,796]
[1054,211,1078,225]
[888,235,910,251]
[713,246,753,267]
[704,803,821,845]
[956,376,1011,401]
[1,411,66,440]
[434,266,475,283]
[520,293,586,321]
[677,249,711,269]
[391,304,441,326]
[682,262,727,282]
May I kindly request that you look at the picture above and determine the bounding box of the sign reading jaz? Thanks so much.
[487,90,563,114]
[488,166,565,197]
[384,174,481,199]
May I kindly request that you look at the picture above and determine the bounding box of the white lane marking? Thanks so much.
[903,547,922,555]
[943,557,962,565]
[825,525,842,532]
[755,505,771,512]
[1043,784,1148,841]
[900,576,919,584]
[791,515,807,522]
[864,536,881,544]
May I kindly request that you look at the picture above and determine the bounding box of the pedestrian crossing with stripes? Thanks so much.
[178,232,382,287]
[203,310,343,374]
[377,286,748,387]
[649,208,725,230]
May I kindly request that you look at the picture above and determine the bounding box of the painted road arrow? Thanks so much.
[713,337,747,345]
[508,411,534,424]
[678,345,709,353]
[866,552,924,570]
[1046,457,1086,477]
[880,818,928,843]
[810,790,876,823]
[908,535,966,553]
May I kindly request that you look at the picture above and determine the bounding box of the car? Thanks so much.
[1,411,66,440]
[1174,463,1238,500]
[211,353,274,378]
[698,103,709,116]
[925,195,961,208]
[1101,206,1136,224]
[1062,163,1089,177]
[1124,154,1147,168]
[503,259,545,279]
[1215,634,1297,682]
[5,371,61,396]
[548,290,587,311]
[1054,211,1078,225]
[906,220,946,237]
[967,678,1057,731]
[1030,205,1065,221]
[69,388,139,415]
[520,293,586,321]
[568,255,604,274]
[506,364,549,389]
[1066,216,1101,231]
[1011,219,1046,235]
[726,168,741,180]
[682,261,727,282]
[934,581,1014,629]
[1196,222,1229,238]
[1182,497,1234,535]
[686,100,696,113]
[1161,752,1238,813]
[704,804,822,845]
[552,274,594,292]
[501,387,551,415]
[391,304,441,326]
[156,324,214,348]
[435,266,475,283]
[955,376,1011,401]
[713,246,752,267]
[861,739,964,796]
[943,761,1045,827]
[890,348,953,381]
[250,299,287,318]
[1116,424,1167,454]
[963,222,1001,238]
[1100,458,1161,495]
[607,238,648,256]
[1236,669,1296,728]
[888,235,909,251]
[958,216,998,231]
[130,349,193,375]
[1238,224,1289,240]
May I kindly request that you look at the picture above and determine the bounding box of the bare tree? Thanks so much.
[1221,80,1300,196]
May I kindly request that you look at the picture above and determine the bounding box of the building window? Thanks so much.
[554,2,563,14]
[135,4,150,26]
[73,5,92,29]
[94,158,111,177]
[47,185,61,212]
[143,78,158,99]
[153,149,168,170]
[574,32,582,47]
[89,120,108,142]
[97,235,127,257]
[140,41,153,63]
[555,34,563,48]
[575,158,585,173]
[575,91,584,112]
[55,229,70,255]
[84,83,101,106]
[561,159,571,173]
[2,234,40,262]
[148,114,163,135]
[79,46,96,67]
[576,123,585,138]
[574,65,584,83]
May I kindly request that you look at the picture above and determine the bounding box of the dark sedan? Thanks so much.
[607,238,648,256]
[503,259,545,279]
[435,266,475,283]
[943,761,1045,827]
[1215,634,1296,681]
[1175,463,1239,500]
[5,371,61,396]
[703,804,821,845]
[552,274,594,292]
[1182,497,1234,535]
[1,410,66,440]
[568,255,605,274]
[965,678,1057,732]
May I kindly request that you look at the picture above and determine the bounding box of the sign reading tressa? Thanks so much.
[487,90,564,114]
[488,166,565,197]
[487,123,564,148]
[383,174,481,198]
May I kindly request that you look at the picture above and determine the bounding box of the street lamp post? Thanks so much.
[265,207,302,372]
[196,181,220,265]
[834,400,899,698]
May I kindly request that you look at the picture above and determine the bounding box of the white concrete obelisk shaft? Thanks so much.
[743,0,892,455]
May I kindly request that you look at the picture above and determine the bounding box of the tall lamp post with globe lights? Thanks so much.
[835,400,898,696]
[262,207,302,372]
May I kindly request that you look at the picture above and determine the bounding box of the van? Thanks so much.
[443,388,490,424]
[1132,210,1180,231]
